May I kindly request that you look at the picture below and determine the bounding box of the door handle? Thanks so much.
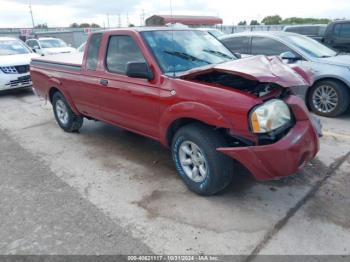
[100,79,109,86]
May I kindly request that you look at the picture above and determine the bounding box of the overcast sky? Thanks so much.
[0,0,349,28]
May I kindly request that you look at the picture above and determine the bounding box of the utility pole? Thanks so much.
[118,14,121,27]
[126,12,129,27]
[107,13,110,28]
[29,2,35,28]
[140,9,145,26]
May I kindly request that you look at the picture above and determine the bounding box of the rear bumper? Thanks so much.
[218,96,320,181]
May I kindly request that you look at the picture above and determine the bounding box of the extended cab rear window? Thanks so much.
[86,33,102,70]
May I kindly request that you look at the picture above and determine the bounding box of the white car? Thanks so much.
[0,37,39,91]
[25,37,76,56]
[77,42,86,52]
[197,28,225,38]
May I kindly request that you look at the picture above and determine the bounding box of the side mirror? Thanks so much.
[234,52,242,59]
[126,62,154,80]
[280,51,301,62]
[32,45,40,52]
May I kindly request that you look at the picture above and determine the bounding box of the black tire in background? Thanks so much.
[309,80,350,117]
[172,123,234,196]
[52,92,83,132]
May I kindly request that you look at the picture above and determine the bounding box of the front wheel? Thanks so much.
[172,123,233,196]
[309,80,350,117]
[52,92,83,132]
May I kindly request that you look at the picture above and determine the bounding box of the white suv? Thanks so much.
[0,37,39,91]
[25,37,76,56]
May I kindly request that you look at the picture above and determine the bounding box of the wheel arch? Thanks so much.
[166,118,219,147]
[306,77,350,108]
[160,102,233,147]
[48,86,81,115]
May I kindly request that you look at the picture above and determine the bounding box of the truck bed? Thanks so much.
[31,52,83,71]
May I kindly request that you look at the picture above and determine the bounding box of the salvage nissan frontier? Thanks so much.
[30,28,320,195]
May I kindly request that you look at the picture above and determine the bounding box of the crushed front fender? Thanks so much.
[217,96,320,181]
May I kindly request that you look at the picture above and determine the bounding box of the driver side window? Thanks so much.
[106,35,146,74]
[251,37,294,56]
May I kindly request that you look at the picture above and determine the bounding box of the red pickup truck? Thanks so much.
[31,28,320,195]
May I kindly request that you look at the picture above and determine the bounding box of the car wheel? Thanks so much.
[172,123,233,196]
[52,92,83,132]
[309,80,350,117]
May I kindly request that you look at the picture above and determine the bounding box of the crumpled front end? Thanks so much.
[218,96,320,181]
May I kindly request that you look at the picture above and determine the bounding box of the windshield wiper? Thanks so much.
[164,50,210,64]
[202,49,234,59]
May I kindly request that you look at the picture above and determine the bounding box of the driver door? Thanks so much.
[95,34,160,139]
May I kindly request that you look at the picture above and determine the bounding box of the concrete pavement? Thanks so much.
[0,89,349,256]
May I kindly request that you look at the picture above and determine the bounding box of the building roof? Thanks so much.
[146,15,223,26]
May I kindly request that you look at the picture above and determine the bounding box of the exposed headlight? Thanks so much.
[250,99,291,134]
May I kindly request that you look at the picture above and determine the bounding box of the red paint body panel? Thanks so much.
[30,29,319,181]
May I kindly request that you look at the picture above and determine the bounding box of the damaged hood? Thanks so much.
[181,55,312,87]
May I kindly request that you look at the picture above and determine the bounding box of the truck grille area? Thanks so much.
[15,65,30,74]
[6,75,32,88]
[1,65,30,74]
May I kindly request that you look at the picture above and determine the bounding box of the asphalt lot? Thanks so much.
[0,88,349,256]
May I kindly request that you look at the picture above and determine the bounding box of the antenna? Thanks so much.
[169,0,176,78]
[169,0,173,17]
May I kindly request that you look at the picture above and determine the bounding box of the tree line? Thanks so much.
[69,23,101,28]
[238,15,332,26]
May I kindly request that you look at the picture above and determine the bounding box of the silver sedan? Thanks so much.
[220,31,350,117]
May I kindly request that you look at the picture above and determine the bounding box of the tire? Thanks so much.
[52,92,83,132]
[308,80,350,117]
[171,123,234,196]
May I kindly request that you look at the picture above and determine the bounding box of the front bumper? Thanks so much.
[218,96,320,181]
[0,73,32,91]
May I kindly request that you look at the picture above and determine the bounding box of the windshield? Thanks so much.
[40,39,68,48]
[285,35,337,58]
[0,40,31,56]
[208,29,225,38]
[141,30,235,74]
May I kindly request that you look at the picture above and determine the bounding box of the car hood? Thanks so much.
[180,55,311,87]
[316,55,350,67]
[0,53,40,66]
[43,47,77,54]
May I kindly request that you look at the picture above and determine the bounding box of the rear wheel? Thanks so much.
[52,92,83,132]
[309,80,350,117]
[171,123,233,196]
